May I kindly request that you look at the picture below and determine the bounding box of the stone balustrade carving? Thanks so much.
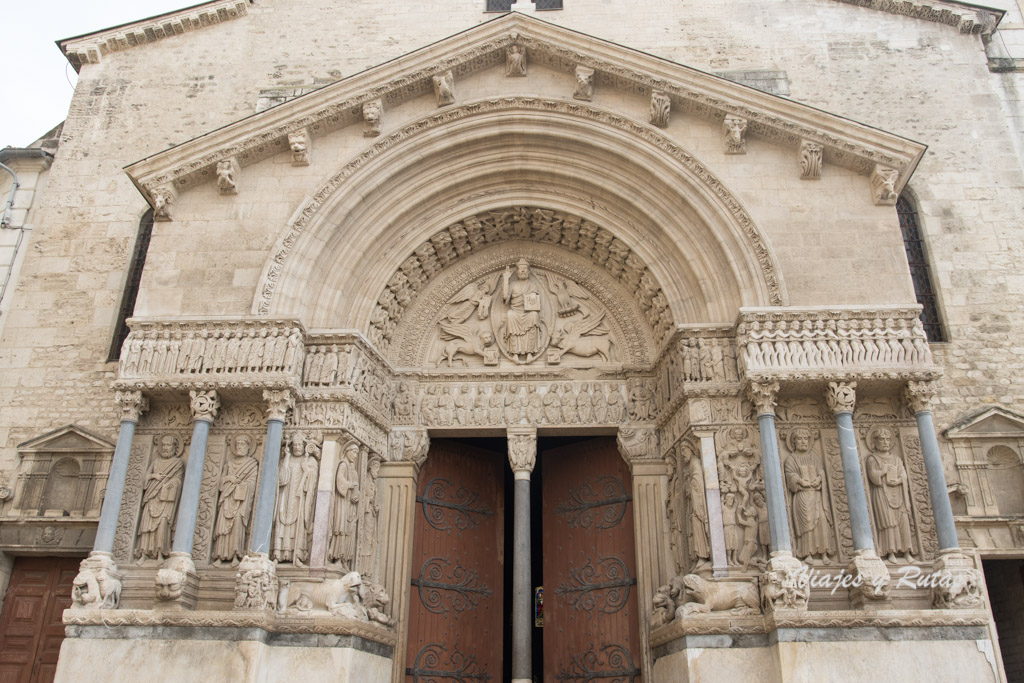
[736,308,939,381]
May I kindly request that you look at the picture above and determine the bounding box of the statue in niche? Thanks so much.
[329,441,360,569]
[783,428,834,565]
[136,435,185,561]
[357,453,382,574]
[273,433,319,566]
[681,443,711,572]
[212,434,260,566]
[506,44,527,77]
[865,426,916,563]
[665,450,685,574]
[496,259,548,363]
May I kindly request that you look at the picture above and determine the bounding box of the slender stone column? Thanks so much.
[825,382,890,608]
[235,390,294,612]
[903,381,984,609]
[309,434,341,569]
[694,430,729,577]
[616,424,665,680]
[747,381,809,612]
[507,427,536,683]
[156,389,219,610]
[71,390,148,610]
[383,427,429,683]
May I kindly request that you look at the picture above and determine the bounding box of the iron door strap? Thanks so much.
[556,643,641,682]
[406,643,492,682]
[554,555,636,613]
[417,477,494,533]
[555,475,631,531]
[411,556,493,615]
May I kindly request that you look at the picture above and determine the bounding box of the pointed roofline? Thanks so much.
[58,0,251,72]
[945,406,1024,438]
[124,13,926,206]
[18,424,117,451]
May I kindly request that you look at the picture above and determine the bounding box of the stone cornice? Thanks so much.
[59,0,250,72]
[827,0,1001,36]
[123,13,926,205]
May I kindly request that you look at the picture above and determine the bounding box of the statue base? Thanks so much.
[759,551,809,613]
[235,553,279,612]
[931,549,985,609]
[154,552,200,611]
[848,549,891,610]
[71,551,123,610]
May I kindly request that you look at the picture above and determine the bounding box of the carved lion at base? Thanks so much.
[676,574,759,617]
[277,571,393,626]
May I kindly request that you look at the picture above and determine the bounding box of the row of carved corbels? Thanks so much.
[746,379,937,416]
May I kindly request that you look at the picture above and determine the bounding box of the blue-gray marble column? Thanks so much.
[748,382,792,553]
[827,382,875,552]
[905,382,960,550]
[250,415,286,555]
[507,428,536,683]
[170,390,220,555]
[93,391,148,554]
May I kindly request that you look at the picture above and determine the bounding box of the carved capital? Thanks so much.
[903,380,936,414]
[649,90,671,128]
[189,389,220,423]
[150,185,176,221]
[388,427,429,469]
[263,389,294,422]
[825,381,857,415]
[507,427,537,478]
[723,115,747,154]
[288,129,311,164]
[616,425,659,465]
[799,140,822,180]
[746,381,779,416]
[115,390,149,423]
[870,164,899,206]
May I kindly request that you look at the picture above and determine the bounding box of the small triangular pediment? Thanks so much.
[125,12,925,206]
[18,425,116,454]
[945,407,1024,439]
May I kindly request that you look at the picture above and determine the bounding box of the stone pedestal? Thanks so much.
[931,549,984,609]
[847,549,891,609]
[235,553,279,611]
[70,551,123,610]
[154,551,200,611]
[760,551,809,613]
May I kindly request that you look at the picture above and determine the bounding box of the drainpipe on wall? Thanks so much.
[0,149,52,308]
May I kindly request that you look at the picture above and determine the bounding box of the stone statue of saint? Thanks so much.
[784,428,834,564]
[328,441,361,569]
[682,444,711,569]
[136,435,185,561]
[273,433,319,566]
[501,259,544,362]
[865,426,916,562]
[356,454,382,574]
[212,434,259,566]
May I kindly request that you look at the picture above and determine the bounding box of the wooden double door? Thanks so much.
[0,557,80,683]
[405,437,641,682]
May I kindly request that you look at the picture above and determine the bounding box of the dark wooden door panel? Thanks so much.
[543,438,642,682]
[0,557,81,683]
[406,441,504,682]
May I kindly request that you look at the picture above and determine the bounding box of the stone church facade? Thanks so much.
[0,0,1023,680]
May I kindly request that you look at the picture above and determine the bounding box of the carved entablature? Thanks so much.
[735,307,941,384]
[383,217,668,365]
[292,401,389,455]
[117,318,306,391]
[653,327,741,421]
[300,333,396,425]
[4,426,116,520]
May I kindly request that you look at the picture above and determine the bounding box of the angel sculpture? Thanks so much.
[442,275,500,324]
[544,274,590,317]
[550,309,612,362]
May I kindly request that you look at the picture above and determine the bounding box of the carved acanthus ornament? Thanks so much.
[507,428,537,478]
[264,389,295,422]
[617,425,659,465]
[799,140,823,179]
[870,164,899,205]
[432,70,455,107]
[573,65,594,100]
[649,91,671,127]
[115,390,149,422]
[723,115,747,154]
[825,381,857,415]
[216,158,239,195]
[388,427,430,469]
[288,130,311,165]
[189,390,221,422]
[903,380,936,414]
[746,381,779,417]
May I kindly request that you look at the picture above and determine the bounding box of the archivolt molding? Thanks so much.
[254,96,786,321]
[124,14,925,208]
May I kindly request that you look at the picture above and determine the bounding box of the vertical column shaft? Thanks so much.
[507,427,536,683]
[309,435,340,567]
[834,411,875,551]
[756,412,792,553]
[94,418,140,553]
[696,432,729,576]
[172,418,212,555]
[914,410,960,550]
[249,418,285,555]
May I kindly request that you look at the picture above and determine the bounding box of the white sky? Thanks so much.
[2,1,190,148]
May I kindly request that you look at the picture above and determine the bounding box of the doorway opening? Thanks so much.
[983,558,1024,683]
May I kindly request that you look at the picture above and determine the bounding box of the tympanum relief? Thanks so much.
[429,258,616,368]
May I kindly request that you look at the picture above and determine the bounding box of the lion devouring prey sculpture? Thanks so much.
[653,574,760,623]
[277,571,393,626]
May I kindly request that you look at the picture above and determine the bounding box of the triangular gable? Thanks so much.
[18,425,116,453]
[124,12,926,206]
[945,407,1024,439]
[827,0,1000,35]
